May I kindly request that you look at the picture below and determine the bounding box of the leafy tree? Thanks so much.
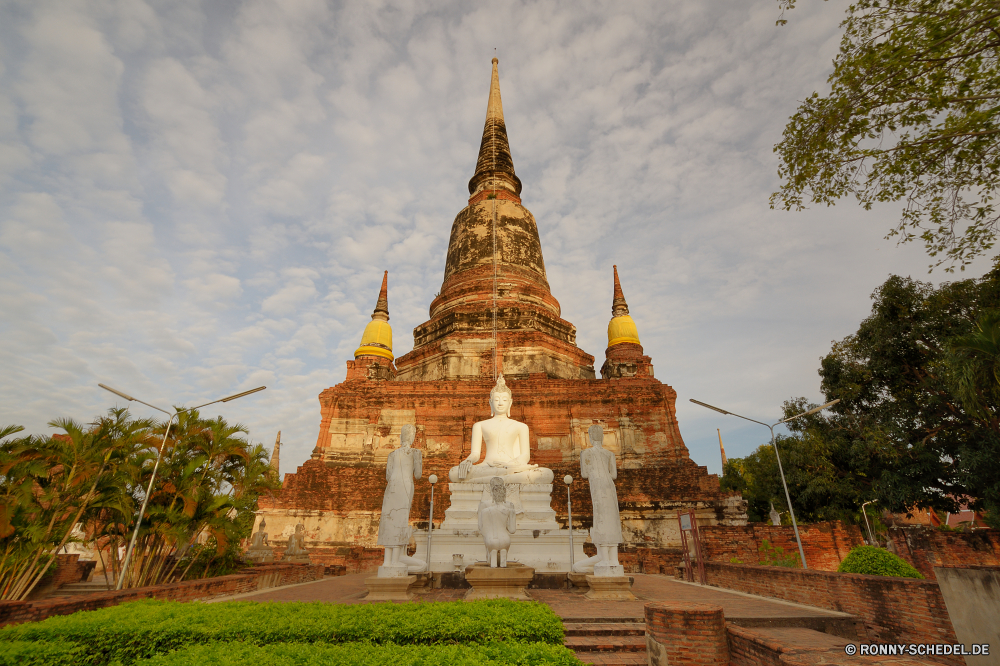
[817,263,1000,518]
[771,0,1000,270]
[726,262,1000,525]
[1,407,279,597]
[945,310,1000,524]
[721,418,865,524]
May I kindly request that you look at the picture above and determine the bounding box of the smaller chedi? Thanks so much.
[478,477,517,567]
[376,423,427,577]
[283,523,311,564]
[573,425,624,577]
[244,519,274,564]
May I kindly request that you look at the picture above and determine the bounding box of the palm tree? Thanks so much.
[948,310,1000,429]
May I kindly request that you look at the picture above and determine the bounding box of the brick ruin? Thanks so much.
[255,59,746,564]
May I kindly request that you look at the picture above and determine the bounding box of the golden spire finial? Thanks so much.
[372,271,389,322]
[612,265,629,317]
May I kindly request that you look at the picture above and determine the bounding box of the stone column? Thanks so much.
[644,602,729,666]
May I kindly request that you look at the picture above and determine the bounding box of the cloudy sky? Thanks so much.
[1,0,994,477]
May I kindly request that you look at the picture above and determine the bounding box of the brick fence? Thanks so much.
[727,623,933,666]
[695,562,961,666]
[888,526,1000,580]
[698,521,863,571]
[0,563,323,628]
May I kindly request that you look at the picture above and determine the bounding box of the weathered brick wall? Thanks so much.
[701,562,960,666]
[0,563,323,628]
[888,526,1000,580]
[259,374,729,552]
[644,602,729,666]
[727,624,933,666]
[698,521,864,571]
[271,545,383,574]
[50,554,94,588]
[726,624,785,666]
[618,546,683,574]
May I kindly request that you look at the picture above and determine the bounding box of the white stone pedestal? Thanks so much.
[412,481,587,572]
[594,562,625,577]
[441,482,560,530]
[243,548,274,564]
[584,575,636,600]
[365,575,417,601]
[377,564,408,578]
[465,564,535,600]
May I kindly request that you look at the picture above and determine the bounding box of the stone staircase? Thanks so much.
[49,580,115,597]
[563,616,647,665]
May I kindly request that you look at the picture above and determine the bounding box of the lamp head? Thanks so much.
[221,386,266,402]
[99,383,135,402]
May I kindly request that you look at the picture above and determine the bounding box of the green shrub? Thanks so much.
[758,539,801,568]
[837,546,924,579]
[0,640,88,666]
[135,641,582,666]
[0,599,565,665]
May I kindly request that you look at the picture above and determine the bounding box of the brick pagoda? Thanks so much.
[255,59,745,568]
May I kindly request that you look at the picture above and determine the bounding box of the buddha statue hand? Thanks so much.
[457,459,473,480]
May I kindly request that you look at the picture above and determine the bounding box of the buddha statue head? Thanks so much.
[400,423,415,448]
[489,476,507,504]
[489,374,513,416]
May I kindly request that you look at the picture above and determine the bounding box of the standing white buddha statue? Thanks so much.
[573,425,624,576]
[376,424,427,576]
[449,375,554,485]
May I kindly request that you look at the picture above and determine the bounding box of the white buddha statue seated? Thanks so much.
[448,375,554,485]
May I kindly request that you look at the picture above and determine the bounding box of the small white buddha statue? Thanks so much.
[478,477,516,567]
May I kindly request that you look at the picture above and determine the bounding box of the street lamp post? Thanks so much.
[689,398,840,571]
[98,383,265,590]
[860,500,876,544]
[564,475,574,572]
[426,474,437,571]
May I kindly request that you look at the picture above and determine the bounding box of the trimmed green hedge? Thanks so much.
[0,640,87,666]
[0,599,566,665]
[837,545,924,579]
[136,641,582,666]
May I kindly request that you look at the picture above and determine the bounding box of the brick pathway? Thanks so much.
[532,575,845,621]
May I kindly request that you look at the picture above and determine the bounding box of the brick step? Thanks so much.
[564,635,646,652]
[50,581,115,596]
[561,616,644,624]
[564,622,645,636]
[574,651,647,665]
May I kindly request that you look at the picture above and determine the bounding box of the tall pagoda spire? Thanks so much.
[270,431,281,472]
[372,270,389,322]
[394,59,596,382]
[612,265,630,317]
[468,58,522,198]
